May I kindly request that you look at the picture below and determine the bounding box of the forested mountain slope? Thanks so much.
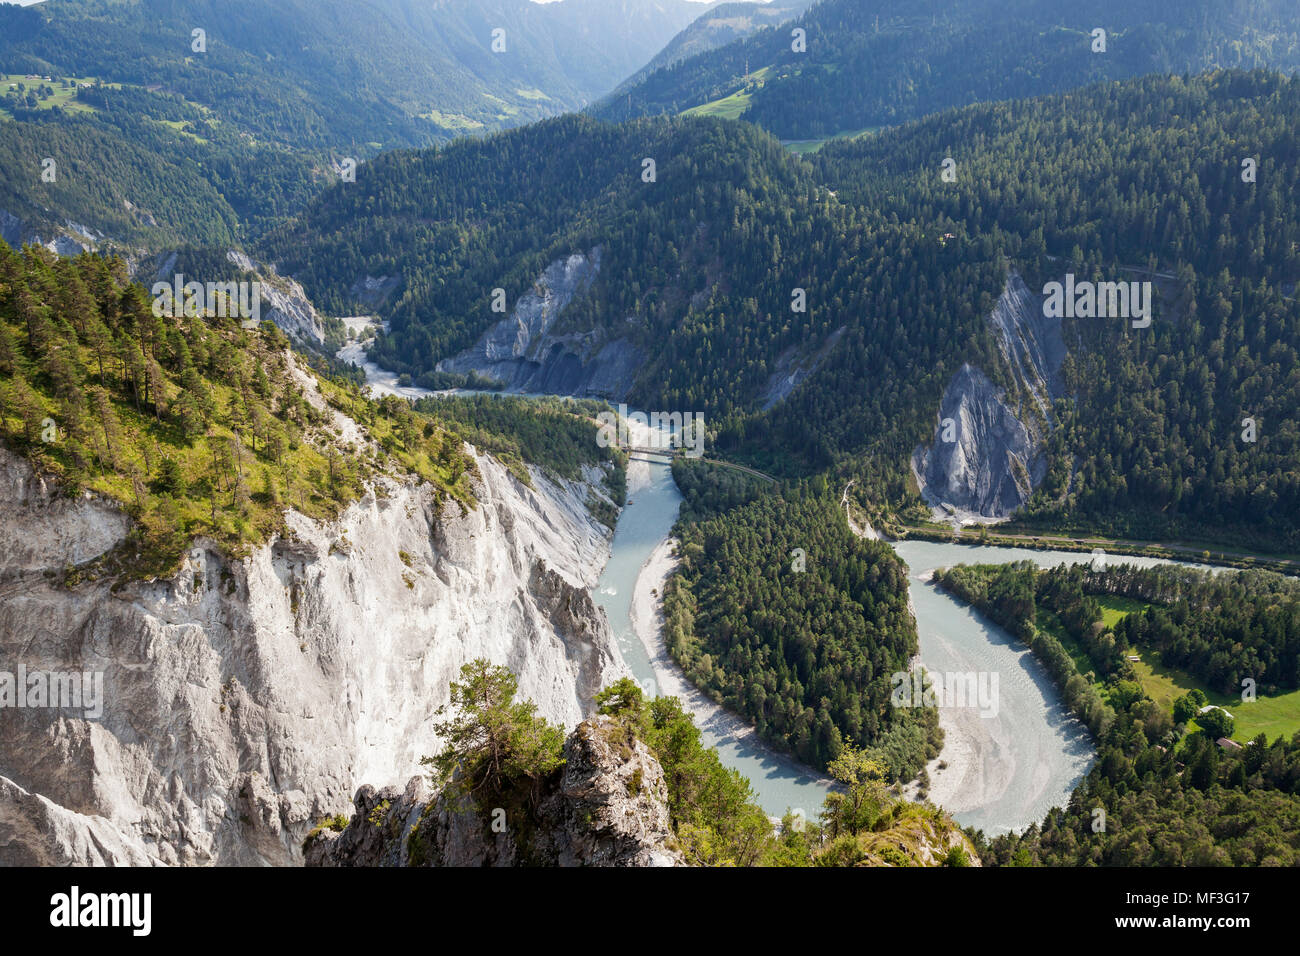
[0,0,714,149]
[812,70,1300,546]
[616,0,814,91]
[594,0,1300,140]
[269,70,1300,551]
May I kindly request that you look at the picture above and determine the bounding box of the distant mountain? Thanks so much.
[0,0,716,150]
[0,0,720,252]
[593,0,1300,140]
[615,0,813,92]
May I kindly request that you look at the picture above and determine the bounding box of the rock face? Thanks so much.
[913,272,1066,521]
[759,325,846,411]
[305,716,683,867]
[0,436,628,865]
[227,250,327,345]
[438,249,644,398]
[0,208,98,256]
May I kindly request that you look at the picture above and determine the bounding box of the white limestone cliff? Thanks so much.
[912,271,1067,522]
[0,434,628,866]
[437,249,644,398]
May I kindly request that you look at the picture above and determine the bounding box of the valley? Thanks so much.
[1,0,1299,890]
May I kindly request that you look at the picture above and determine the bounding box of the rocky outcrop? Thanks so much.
[350,275,402,311]
[0,426,628,865]
[912,272,1066,521]
[305,715,683,867]
[227,251,327,345]
[437,249,644,399]
[760,325,846,411]
[0,208,98,256]
[0,210,21,249]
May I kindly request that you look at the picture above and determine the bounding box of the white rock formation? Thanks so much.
[227,250,327,345]
[438,248,644,398]
[912,271,1067,521]
[0,432,628,865]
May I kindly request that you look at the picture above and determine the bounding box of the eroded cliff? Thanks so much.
[436,249,644,398]
[0,440,628,866]
[912,271,1066,522]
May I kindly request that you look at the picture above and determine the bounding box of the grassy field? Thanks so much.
[1046,594,1300,741]
[1108,592,1300,742]
[1097,595,1148,629]
[1131,653,1300,743]
[682,67,777,121]
[783,128,880,156]
[683,88,754,121]
[1,75,103,118]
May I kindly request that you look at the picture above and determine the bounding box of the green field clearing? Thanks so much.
[783,127,880,156]
[683,88,753,121]
[157,117,209,144]
[1131,653,1300,742]
[1097,595,1148,628]
[1042,594,1300,740]
[1,75,104,118]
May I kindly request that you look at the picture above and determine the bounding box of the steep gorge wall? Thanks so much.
[0,443,628,866]
[437,249,644,399]
[912,272,1066,521]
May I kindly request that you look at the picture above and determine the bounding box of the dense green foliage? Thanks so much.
[596,678,780,866]
[1105,567,1300,696]
[817,71,1300,548]
[414,394,625,495]
[0,242,625,577]
[939,561,1300,865]
[940,561,1300,700]
[664,473,939,776]
[0,114,238,247]
[671,456,769,523]
[597,0,1300,139]
[424,659,568,810]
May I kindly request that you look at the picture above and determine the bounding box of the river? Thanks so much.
[339,339,1188,834]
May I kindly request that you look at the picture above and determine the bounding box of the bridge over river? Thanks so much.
[619,443,776,483]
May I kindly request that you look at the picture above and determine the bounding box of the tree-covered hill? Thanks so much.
[813,70,1300,547]
[262,110,1007,477]
[594,0,1300,141]
[0,242,622,579]
[268,71,1300,550]
[665,461,940,776]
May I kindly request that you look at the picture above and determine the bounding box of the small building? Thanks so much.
[1216,737,1242,751]
[1200,704,1234,719]
[1127,655,1140,662]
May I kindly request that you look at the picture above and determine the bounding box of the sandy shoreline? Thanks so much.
[628,535,837,795]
